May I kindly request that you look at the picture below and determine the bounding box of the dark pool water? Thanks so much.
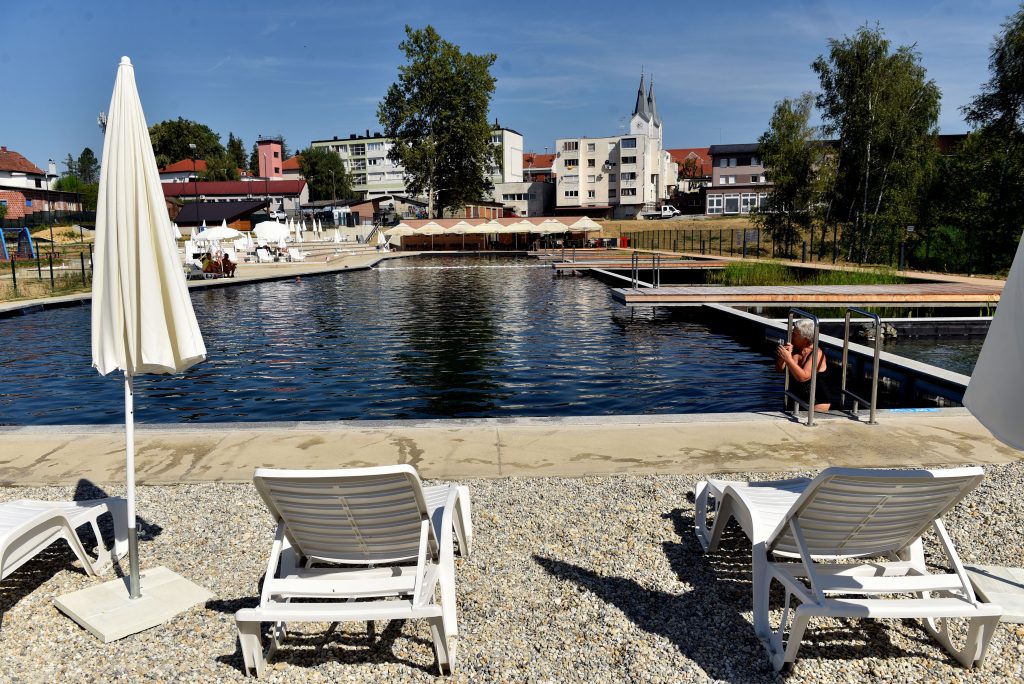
[0,255,786,425]
[882,338,984,376]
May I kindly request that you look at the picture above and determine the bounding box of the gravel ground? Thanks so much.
[1,462,1023,683]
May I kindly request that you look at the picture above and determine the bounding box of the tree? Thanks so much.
[226,133,247,172]
[812,24,940,264]
[54,175,99,211]
[279,137,290,160]
[76,147,100,184]
[378,25,498,217]
[248,143,261,176]
[297,146,354,201]
[148,117,223,168]
[679,156,702,179]
[200,151,240,181]
[755,93,819,257]
[0,200,6,221]
[955,5,1024,272]
[61,153,77,179]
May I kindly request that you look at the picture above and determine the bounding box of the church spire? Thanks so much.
[632,71,650,121]
[647,78,661,127]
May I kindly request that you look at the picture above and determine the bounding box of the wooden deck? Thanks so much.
[612,282,1003,307]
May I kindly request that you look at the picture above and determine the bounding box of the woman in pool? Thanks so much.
[776,318,832,412]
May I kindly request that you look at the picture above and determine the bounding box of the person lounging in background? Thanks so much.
[776,319,832,412]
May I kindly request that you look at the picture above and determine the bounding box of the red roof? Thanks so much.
[282,155,302,171]
[162,180,306,197]
[667,148,712,177]
[160,159,208,173]
[522,152,554,169]
[0,146,45,175]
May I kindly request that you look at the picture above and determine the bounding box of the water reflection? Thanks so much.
[0,255,784,425]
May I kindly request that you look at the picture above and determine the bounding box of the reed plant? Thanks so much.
[708,261,905,286]
[0,272,90,302]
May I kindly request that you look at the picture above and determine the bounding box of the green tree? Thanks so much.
[297,146,354,201]
[54,175,99,211]
[279,137,290,160]
[76,147,100,184]
[61,153,77,179]
[812,24,941,264]
[200,151,240,181]
[755,93,819,256]
[248,143,260,176]
[954,5,1024,272]
[226,133,247,172]
[0,200,6,221]
[148,117,223,169]
[378,25,498,217]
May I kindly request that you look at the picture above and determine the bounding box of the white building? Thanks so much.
[553,76,677,218]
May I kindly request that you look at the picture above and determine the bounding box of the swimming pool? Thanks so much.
[0,255,789,425]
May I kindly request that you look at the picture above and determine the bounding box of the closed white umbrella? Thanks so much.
[964,230,1024,450]
[172,222,182,240]
[90,57,207,603]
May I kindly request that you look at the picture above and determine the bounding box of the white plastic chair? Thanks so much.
[286,248,306,262]
[255,249,273,264]
[1,499,128,581]
[235,465,472,677]
[693,467,1002,670]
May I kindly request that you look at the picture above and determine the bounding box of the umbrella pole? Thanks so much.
[124,372,141,599]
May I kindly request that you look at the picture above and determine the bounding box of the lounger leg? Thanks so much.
[86,515,112,573]
[693,482,712,551]
[924,614,1001,668]
[107,498,129,561]
[779,606,810,670]
[454,486,473,558]
[235,613,266,677]
[427,615,454,676]
[752,543,773,644]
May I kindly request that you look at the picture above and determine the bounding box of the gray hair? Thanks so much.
[792,319,815,341]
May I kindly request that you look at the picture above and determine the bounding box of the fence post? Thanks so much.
[730,230,734,255]
[48,253,54,289]
[10,258,16,292]
[89,244,94,277]
[756,229,761,257]
[80,252,87,285]
[742,231,747,259]
[719,229,723,255]
[802,241,807,263]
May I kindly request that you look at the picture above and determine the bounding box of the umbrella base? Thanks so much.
[54,566,213,642]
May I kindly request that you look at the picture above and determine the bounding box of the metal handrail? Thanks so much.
[651,252,661,288]
[783,308,821,427]
[631,251,639,289]
[841,307,882,424]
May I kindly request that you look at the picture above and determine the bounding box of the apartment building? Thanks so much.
[312,126,524,201]
[705,143,771,215]
[553,76,677,218]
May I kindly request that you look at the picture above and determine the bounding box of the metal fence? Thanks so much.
[623,227,767,258]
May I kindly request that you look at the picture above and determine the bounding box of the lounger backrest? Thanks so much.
[253,465,432,565]
[767,467,984,558]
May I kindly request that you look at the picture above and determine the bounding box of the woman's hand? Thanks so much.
[776,343,794,361]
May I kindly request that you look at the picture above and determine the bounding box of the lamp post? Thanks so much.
[188,143,197,229]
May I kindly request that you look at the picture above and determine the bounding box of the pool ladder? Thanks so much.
[783,307,882,426]
[630,251,661,289]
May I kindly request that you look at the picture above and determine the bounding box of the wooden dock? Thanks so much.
[612,282,1003,307]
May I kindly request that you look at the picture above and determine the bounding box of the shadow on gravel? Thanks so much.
[207,597,438,676]
[0,479,163,633]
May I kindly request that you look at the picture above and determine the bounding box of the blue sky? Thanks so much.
[1,0,1018,170]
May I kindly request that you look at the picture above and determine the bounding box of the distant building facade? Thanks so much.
[705,143,770,215]
[256,136,284,178]
[668,147,712,214]
[553,76,677,218]
[162,180,308,217]
[0,146,80,219]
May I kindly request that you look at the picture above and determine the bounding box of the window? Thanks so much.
[758,193,769,209]
[367,142,384,151]
[741,193,758,213]
[608,189,617,197]
[608,173,617,182]
[35,179,42,188]
[563,174,579,183]
[719,175,735,185]
[751,156,760,166]
[621,172,637,181]
[621,188,637,196]
[274,166,280,174]
[587,143,595,152]
[724,194,740,214]
[368,157,384,166]
[351,145,366,155]
[718,158,728,167]
[707,195,723,214]
[728,158,737,167]
[587,159,595,167]
[564,190,578,197]
[529,193,536,200]
[491,135,502,144]
[588,190,596,198]
[587,175,596,183]
[273,151,280,158]
[25,199,33,207]
[621,138,637,149]
[563,141,579,151]
[563,158,578,168]
[621,156,637,164]
[608,141,616,150]
[750,175,761,183]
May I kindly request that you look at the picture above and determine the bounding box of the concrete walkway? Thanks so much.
[0,409,1017,486]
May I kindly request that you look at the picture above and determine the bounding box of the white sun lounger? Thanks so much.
[235,465,472,677]
[1,498,128,581]
[693,467,1002,670]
